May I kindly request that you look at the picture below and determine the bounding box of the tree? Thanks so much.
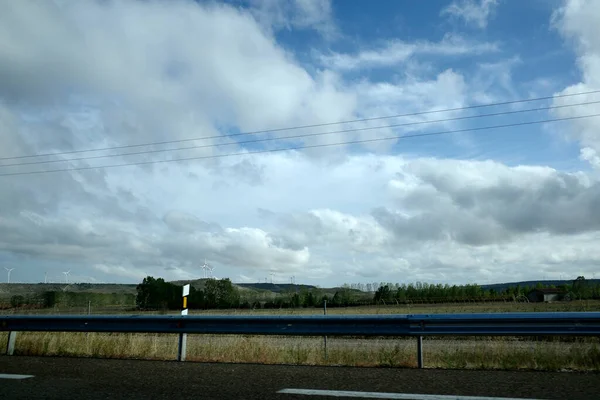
[188,286,206,309]
[204,278,240,308]
[136,276,180,310]
[374,285,392,304]
[573,276,592,299]
[10,295,25,308]
[290,293,301,308]
[42,291,58,308]
[303,291,316,307]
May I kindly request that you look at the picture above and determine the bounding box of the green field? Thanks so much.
[2,300,600,371]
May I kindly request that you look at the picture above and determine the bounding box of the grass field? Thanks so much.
[3,298,600,315]
[2,300,600,371]
[2,333,599,371]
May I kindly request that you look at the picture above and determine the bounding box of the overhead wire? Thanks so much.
[1,113,599,177]
[1,100,599,169]
[1,89,599,162]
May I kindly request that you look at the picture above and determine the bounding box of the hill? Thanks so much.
[2,278,598,301]
[480,279,600,292]
[168,280,318,294]
[0,283,137,300]
[236,283,317,293]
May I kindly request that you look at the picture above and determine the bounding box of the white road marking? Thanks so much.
[277,388,545,400]
[0,373,34,380]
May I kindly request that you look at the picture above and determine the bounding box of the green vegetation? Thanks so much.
[131,275,600,312]
[373,276,600,304]
[134,276,368,311]
[0,282,136,311]
[42,291,135,308]
[2,276,599,313]
[136,276,240,310]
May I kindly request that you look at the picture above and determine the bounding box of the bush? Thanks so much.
[10,295,25,308]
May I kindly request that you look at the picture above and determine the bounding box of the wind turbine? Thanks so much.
[270,273,274,284]
[207,264,215,279]
[63,270,71,284]
[5,268,14,284]
[201,259,209,279]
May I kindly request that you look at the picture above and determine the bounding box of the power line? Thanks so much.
[1,100,598,169]
[1,113,598,178]
[2,89,599,162]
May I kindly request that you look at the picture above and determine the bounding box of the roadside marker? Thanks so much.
[0,374,34,380]
[177,284,190,362]
[277,389,545,400]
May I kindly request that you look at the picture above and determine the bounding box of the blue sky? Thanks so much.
[222,0,585,170]
[0,0,599,286]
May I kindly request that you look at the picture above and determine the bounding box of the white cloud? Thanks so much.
[0,0,353,142]
[0,0,598,287]
[2,136,600,284]
[255,155,600,283]
[93,264,150,281]
[551,0,600,168]
[441,0,499,29]
[580,147,600,169]
[319,33,499,70]
[248,0,337,39]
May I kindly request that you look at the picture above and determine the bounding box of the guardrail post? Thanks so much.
[6,331,17,356]
[417,335,423,369]
[323,300,328,361]
[177,333,187,362]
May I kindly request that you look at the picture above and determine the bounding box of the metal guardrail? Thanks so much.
[2,312,600,367]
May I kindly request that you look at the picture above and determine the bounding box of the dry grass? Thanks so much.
[185,300,600,315]
[2,301,600,371]
[3,299,600,316]
[1,332,599,371]
[175,300,600,316]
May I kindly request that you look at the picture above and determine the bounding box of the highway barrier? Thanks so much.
[2,312,600,368]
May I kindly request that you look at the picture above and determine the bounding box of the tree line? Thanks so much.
[373,277,600,304]
[4,275,599,310]
[135,275,600,311]
[134,276,373,310]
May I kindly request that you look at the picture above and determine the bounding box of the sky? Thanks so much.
[0,0,599,286]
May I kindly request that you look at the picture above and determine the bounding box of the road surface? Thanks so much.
[1,356,598,399]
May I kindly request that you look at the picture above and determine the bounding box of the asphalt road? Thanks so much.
[1,356,599,400]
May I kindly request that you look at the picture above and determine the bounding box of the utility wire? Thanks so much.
[1,100,598,169]
[1,113,598,178]
[1,89,599,162]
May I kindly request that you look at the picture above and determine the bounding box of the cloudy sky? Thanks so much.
[1,0,599,286]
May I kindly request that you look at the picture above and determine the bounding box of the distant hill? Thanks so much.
[168,279,317,294]
[0,279,317,300]
[236,283,317,293]
[169,278,211,290]
[2,278,597,301]
[0,282,137,300]
[481,279,600,292]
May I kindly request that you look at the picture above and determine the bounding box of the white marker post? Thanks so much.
[177,284,190,362]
